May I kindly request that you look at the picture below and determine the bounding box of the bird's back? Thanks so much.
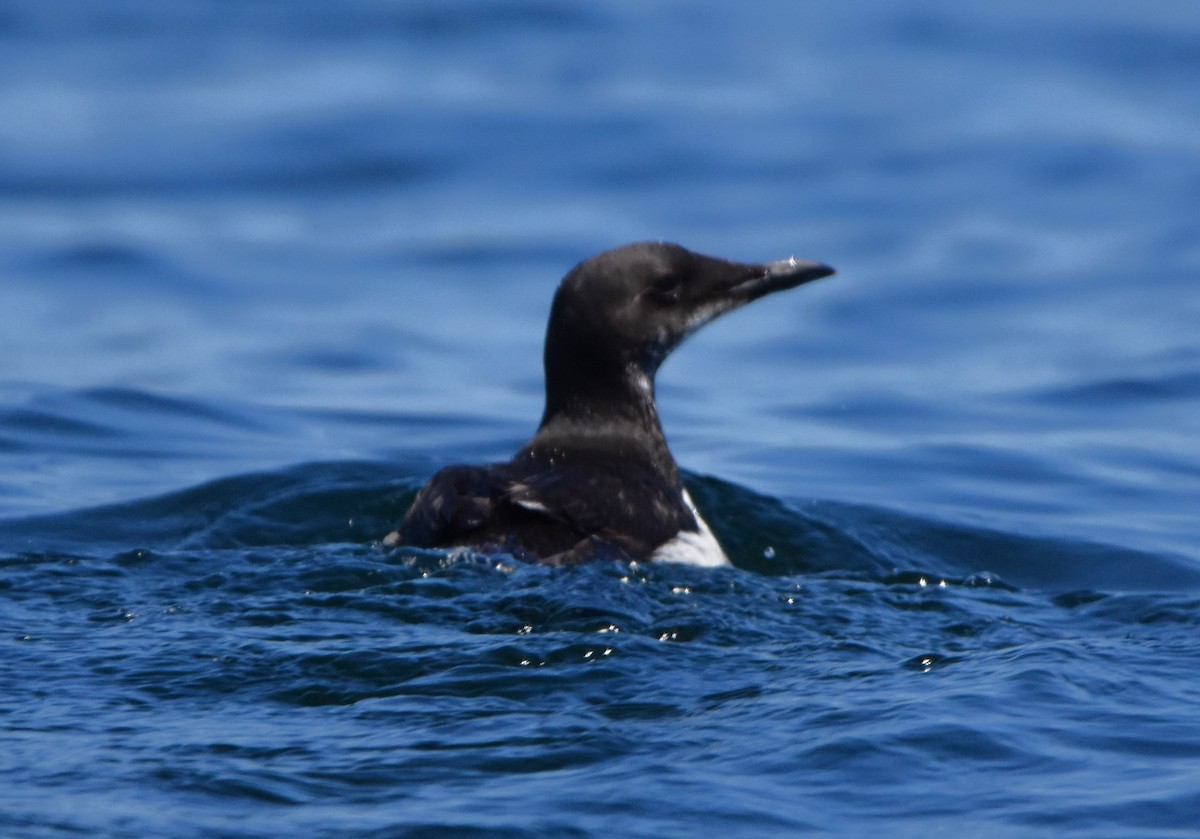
[395,448,696,564]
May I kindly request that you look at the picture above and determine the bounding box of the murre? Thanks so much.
[386,242,834,566]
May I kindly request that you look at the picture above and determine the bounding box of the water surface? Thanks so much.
[3,1,1200,836]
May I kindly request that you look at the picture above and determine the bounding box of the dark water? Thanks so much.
[4,1,1200,836]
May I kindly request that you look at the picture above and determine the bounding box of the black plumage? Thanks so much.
[388,242,833,564]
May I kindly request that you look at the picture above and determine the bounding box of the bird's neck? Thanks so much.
[531,360,678,478]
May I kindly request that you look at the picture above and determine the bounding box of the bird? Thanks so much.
[385,241,834,565]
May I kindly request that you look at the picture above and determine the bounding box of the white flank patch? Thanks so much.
[650,488,730,568]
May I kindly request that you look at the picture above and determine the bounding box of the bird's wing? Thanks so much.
[503,460,686,553]
[394,464,509,547]
[503,466,615,535]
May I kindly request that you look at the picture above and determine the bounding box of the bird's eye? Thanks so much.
[648,274,682,305]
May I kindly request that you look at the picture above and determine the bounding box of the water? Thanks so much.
[3,1,1200,835]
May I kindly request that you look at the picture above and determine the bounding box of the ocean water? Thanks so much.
[3,1,1200,836]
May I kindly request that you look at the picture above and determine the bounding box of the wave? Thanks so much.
[3,461,1196,595]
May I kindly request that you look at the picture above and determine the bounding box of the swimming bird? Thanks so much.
[386,242,834,566]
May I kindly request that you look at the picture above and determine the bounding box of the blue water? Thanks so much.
[3,1,1200,835]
